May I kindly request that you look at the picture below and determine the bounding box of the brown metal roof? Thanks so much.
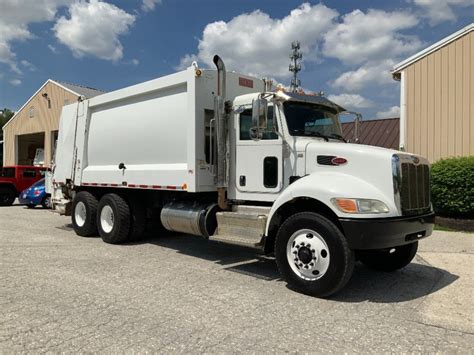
[342,117,400,149]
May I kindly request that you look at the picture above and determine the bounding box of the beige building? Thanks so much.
[392,23,473,162]
[2,80,103,167]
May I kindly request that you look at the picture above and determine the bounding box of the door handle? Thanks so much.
[239,175,246,186]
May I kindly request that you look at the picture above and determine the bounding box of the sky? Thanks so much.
[0,0,473,120]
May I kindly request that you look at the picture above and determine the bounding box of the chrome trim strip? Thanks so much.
[392,154,402,215]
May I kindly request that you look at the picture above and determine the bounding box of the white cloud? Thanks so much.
[54,0,135,61]
[328,93,374,109]
[323,9,422,65]
[141,0,161,12]
[376,105,400,118]
[9,79,22,86]
[177,54,198,70]
[131,58,140,66]
[0,0,72,72]
[178,3,338,77]
[413,0,474,25]
[48,44,58,54]
[21,60,36,71]
[331,60,395,92]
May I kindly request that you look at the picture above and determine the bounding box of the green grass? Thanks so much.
[434,224,457,232]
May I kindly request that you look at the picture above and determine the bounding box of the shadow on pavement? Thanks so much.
[333,261,459,303]
[142,232,280,281]
[134,231,459,302]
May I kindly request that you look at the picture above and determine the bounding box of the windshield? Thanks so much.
[283,102,342,137]
[31,178,45,188]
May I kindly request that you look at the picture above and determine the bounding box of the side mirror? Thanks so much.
[353,113,362,144]
[339,111,362,143]
[252,98,268,131]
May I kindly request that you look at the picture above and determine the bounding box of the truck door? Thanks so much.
[235,107,283,194]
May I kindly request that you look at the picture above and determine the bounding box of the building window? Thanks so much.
[29,106,35,118]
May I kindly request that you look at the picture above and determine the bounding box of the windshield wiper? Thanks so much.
[302,130,329,141]
[328,133,347,143]
[291,129,330,141]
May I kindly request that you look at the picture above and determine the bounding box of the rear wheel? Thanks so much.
[275,212,354,298]
[72,191,98,237]
[41,195,51,209]
[0,187,16,206]
[97,194,130,244]
[358,242,418,272]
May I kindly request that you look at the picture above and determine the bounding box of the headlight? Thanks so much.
[331,198,389,214]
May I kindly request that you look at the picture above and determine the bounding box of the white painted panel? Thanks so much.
[53,104,78,183]
[83,84,188,185]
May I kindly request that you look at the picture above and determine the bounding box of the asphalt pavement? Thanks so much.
[1,203,473,352]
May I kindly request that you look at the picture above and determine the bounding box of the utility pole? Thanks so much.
[289,41,302,93]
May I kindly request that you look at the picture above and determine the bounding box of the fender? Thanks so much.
[265,171,399,235]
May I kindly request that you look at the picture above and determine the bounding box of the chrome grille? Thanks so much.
[399,162,430,215]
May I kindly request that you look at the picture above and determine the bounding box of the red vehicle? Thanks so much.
[0,166,47,206]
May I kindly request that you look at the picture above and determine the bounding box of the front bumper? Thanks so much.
[339,212,435,250]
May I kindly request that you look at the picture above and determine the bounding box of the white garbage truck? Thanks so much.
[50,55,434,297]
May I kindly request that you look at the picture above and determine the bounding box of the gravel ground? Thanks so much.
[1,203,473,353]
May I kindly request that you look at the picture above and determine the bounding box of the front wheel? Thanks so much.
[275,212,354,298]
[358,242,418,272]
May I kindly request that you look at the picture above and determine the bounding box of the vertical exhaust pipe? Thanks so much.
[213,55,228,210]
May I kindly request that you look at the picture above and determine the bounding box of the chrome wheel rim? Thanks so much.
[74,201,87,227]
[100,205,114,234]
[287,229,330,281]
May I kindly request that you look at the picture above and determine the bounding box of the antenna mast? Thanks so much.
[289,41,302,93]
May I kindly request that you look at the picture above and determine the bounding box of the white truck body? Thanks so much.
[51,58,434,297]
[54,66,262,193]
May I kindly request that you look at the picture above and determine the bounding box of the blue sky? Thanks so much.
[0,0,473,119]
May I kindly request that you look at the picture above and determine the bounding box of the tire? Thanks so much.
[128,199,147,241]
[275,212,354,298]
[97,193,130,244]
[72,191,99,237]
[0,187,16,206]
[358,242,418,272]
[41,195,51,209]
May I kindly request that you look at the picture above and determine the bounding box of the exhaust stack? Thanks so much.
[213,55,228,210]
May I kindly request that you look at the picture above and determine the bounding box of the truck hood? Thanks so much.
[300,140,404,204]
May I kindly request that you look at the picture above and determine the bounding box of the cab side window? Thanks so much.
[23,169,36,178]
[0,168,15,178]
[239,107,278,140]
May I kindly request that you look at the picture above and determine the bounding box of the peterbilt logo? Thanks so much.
[412,156,420,165]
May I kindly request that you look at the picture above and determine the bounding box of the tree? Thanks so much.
[0,108,14,142]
